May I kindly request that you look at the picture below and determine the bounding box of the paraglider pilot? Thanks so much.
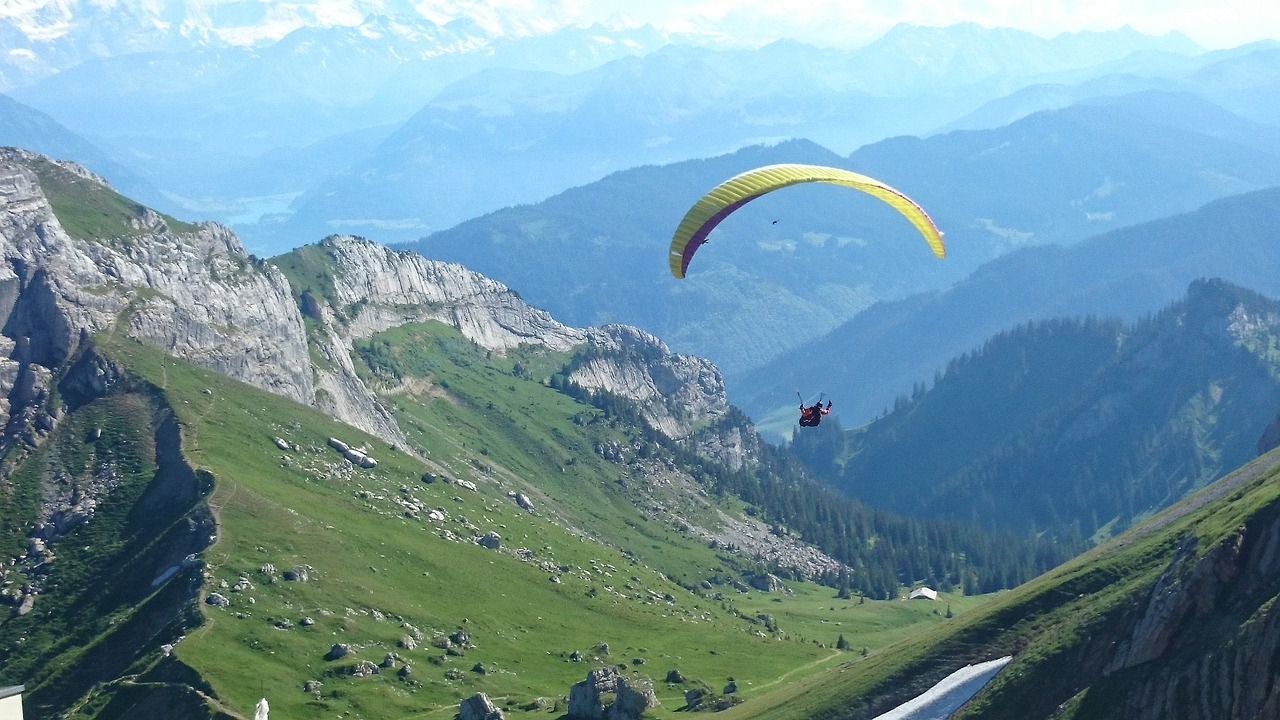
[799,400,832,427]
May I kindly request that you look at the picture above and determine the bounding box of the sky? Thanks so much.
[471,0,1280,50]
[5,0,1278,50]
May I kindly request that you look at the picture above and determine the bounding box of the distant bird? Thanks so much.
[771,220,779,224]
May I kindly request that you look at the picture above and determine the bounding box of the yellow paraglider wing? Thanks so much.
[668,164,946,279]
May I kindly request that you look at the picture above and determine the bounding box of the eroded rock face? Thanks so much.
[569,325,728,441]
[298,235,590,443]
[0,149,311,454]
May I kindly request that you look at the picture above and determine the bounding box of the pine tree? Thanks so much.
[836,634,850,651]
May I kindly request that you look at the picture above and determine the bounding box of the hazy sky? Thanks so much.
[11,0,1278,50]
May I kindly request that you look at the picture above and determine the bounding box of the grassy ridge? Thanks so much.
[721,448,1280,720]
[29,157,196,242]
[86,330,982,719]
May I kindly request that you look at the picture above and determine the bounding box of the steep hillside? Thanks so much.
[792,279,1280,543]
[726,446,1280,720]
[410,93,1280,378]
[737,185,1280,434]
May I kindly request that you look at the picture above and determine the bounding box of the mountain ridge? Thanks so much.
[737,184,1280,434]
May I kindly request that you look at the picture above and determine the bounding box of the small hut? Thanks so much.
[909,586,938,601]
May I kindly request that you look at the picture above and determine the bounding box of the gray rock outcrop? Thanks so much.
[567,667,658,720]
[568,325,728,441]
[295,236,589,443]
[458,692,504,720]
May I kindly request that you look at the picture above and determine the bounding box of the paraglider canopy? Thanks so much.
[668,163,946,279]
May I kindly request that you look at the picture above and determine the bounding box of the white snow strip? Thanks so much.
[871,655,1013,720]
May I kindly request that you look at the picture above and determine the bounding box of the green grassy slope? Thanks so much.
[29,157,196,242]
[722,446,1280,720]
[66,332,983,720]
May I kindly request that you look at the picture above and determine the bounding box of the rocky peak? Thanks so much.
[278,235,591,442]
[0,148,312,453]
[309,235,585,352]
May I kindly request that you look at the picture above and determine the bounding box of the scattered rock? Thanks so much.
[684,689,704,708]
[747,568,783,591]
[300,616,315,627]
[381,653,399,669]
[274,619,293,630]
[567,666,658,720]
[303,680,323,694]
[398,664,413,679]
[472,662,487,674]
[724,681,738,694]
[477,532,502,549]
[459,692,505,720]
[206,593,230,608]
[450,630,471,646]
[595,642,610,656]
[514,493,535,512]
[325,643,351,661]
[445,669,465,681]
[569,651,584,663]
[273,437,292,451]
[284,565,310,582]
[349,660,379,677]
[399,635,418,650]
[665,669,684,684]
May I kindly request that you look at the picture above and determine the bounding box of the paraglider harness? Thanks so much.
[798,393,832,427]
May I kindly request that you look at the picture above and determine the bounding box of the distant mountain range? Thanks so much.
[735,185,1280,435]
[791,278,1280,543]
[258,26,1211,249]
[936,41,1280,132]
[2,18,1219,252]
[407,91,1280,380]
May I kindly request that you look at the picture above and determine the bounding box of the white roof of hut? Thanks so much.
[909,586,938,601]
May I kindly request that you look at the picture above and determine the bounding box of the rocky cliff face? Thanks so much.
[568,324,729,441]
[0,150,753,462]
[1084,508,1280,720]
[287,236,590,442]
[290,237,742,448]
[0,148,311,455]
